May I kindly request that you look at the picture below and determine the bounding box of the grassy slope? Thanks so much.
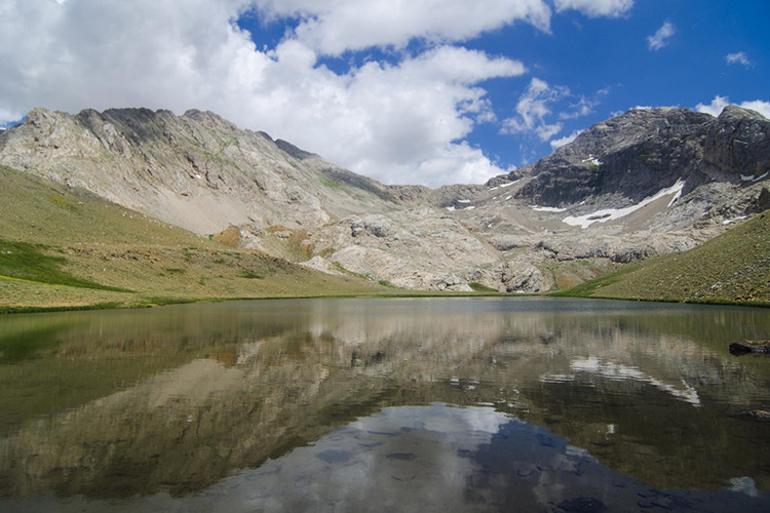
[0,165,382,311]
[557,211,770,305]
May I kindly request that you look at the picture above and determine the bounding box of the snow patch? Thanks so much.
[498,180,517,188]
[667,184,684,207]
[581,155,602,166]
[723,215,747,225]
[504,195,512,200]
[445,206,455,212]
[457,199,471,204]
[741,172,768,182]
[532,205,567,213]
[464,205,476,210]
[562,179,686,229]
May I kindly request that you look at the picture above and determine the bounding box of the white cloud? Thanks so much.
[554,0,633,17]
[0,0,533,186]
[0,0,636,186]
[251,0,553,56]
[695,95,770,119]
[647,21,675,51]
[550,129,583,149]
[502,79,598,143]
[740,100,770,119]
[501,78,567,141]
[725,51,751,67]
[695,96,730,116]
[0,108,22,126]
[559,96,595,120]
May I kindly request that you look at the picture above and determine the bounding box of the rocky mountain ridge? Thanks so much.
[510,106,769,206]
[1,105,768,293]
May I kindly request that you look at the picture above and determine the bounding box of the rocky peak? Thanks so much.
[0,107,398,234]
[514,106,767,206]
[704,105,770,178]
[275,139,317,160]
[556,108,712,160]
[718,104,768,122]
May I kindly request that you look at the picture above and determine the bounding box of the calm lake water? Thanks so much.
[1,297,769,512]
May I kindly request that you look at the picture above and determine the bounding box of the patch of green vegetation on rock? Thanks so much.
[469,282,497,292]
[46,191,80,213]
[319,175,344,189]
[238,270,265,279]
[0,240,129,291]
[551,264,637,298]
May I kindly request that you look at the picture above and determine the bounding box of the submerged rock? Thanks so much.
[742,410,770,421]
[729,342,770,355]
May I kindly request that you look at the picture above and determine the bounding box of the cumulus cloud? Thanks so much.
[559,96,596,120]
[647,21,675,50]
[0,0,534,186]
[550,129,583,149]
[251,0,553,55]
[553,0,634,17]
[0,0,636,186]
[725,51,751,67]
[695,95,770,119]
[740,100,770,119]
[501,78,567,141]
[695,96,730,116]
[501,79,598,143]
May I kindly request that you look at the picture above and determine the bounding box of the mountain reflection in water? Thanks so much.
[0,297,769,512]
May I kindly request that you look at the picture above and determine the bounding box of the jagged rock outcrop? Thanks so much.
[1,105,768,292]
[513,106,770,206]
[704,106,770,178]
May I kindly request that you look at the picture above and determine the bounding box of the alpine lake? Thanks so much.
[1,297,769,512]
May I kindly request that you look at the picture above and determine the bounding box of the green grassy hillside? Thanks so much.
[559,211,770,305]
[0,166,382,312]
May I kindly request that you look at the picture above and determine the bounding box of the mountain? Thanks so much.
[1,104,768,298]
[0,165,379,312]
[513,105,770,205]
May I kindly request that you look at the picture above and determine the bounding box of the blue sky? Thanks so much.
[2,0,769,185]
[239,0,770,170]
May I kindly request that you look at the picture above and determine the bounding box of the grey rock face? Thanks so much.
[1,105,769,293]
[514,107,770,206]
[704,106,770,178]
[350,216,392,238]
[501,261,548,293]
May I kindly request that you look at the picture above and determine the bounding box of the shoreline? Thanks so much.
[2,289,769,316]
